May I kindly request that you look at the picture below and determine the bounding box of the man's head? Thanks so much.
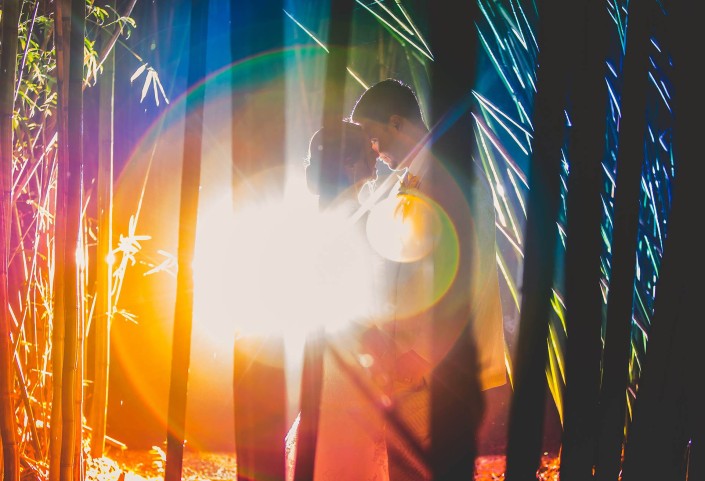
[351,79,428,170]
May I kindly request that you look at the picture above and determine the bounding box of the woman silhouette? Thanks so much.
[287,120,392,481]
[304,121,377,210]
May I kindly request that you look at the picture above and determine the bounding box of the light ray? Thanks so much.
[473,113,528,187]
[355,0,433,61]
[394,0,433,59]
[372,0,415,37]
[474,90,532,153]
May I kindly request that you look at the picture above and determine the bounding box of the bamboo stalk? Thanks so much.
[427,1,484,478]
[164,1,209,479]
[503,0,574,478]
[595,1,654,479]
[59,0,85,479]
[89,0,116,457]
[228,4,287,480]
[318,0,352,208]
[621,6,705,478]
[49,0,72,476]
[292,332,324,481]
[0,0,22,479]
[286,0,352,476]
[559,0,610,478]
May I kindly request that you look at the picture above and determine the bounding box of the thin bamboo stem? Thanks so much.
[59,0,85,479]
[504,0,573,477]
[0,0,23,479]
[49,0,72,478]
[164,1,209,479]
[595,1,654,478]
[89,0,116,456]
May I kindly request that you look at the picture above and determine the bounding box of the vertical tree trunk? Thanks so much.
[427,1,483,479]
[594,2,654,479]
[559,1,610,480]
[229,0,286,181]
[293,332,324,481]
[60,0,85,479]
[504,0,573,479]
[49,0,72,478]
[307,0,354,209]
[228,2,287,481]
[0,1,22,479]
[233,338,287,481]
[290,4,353,473]
[90,0,117,458]
[621,2,705,479]
[164,1,209,480]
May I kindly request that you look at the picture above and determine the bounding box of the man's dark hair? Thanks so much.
[351,78,425,126]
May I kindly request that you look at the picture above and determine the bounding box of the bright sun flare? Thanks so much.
[191,174,460,370]
[192,189,379,358]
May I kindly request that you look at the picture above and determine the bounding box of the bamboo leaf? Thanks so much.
[130,62,147,83]
[152,72,159,106]
[143,250,176,277]
[155,70,169,105]
[140,69,153,103]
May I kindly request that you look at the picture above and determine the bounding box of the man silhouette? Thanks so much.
[351,78,506,480]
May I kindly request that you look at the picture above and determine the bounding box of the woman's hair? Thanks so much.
[305,121,370,197]
[351,78,425,126]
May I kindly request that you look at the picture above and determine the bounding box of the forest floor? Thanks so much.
[87,450,560,481]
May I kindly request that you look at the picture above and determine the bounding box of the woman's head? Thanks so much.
[305,121,377,201]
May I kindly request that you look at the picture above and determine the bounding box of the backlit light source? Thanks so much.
[192,191,379,357]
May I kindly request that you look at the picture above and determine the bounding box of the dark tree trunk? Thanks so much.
[229,2,287,481]
[621,1,705,480]
[504,0,573,479]
[559,1,610,480]
[164,0,209,480]
[293,332,325,481]
[316,0,354,207]
[594,2,654,480]
[426,1,483,480]
[229,0,287,182]
[293,1,356,475]
[233,338,287,481]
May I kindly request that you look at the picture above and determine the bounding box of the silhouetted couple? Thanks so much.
[291,79,506,481]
